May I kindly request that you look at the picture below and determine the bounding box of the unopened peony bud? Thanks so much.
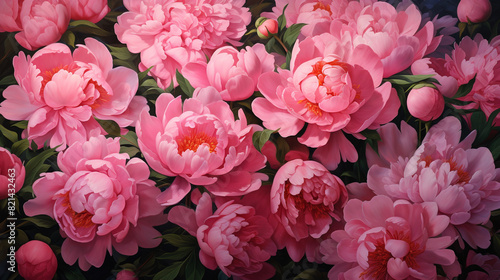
[407,87,444,121]
[17,240,57,280]
[256,18,278,39]
[116,269,138,280]
[457,0,492,23]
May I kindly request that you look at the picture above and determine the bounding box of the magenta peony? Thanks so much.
[321,195,456,279]
[68,0,110,23]
[407,86,445,121]
[182,44,275,101]
[252,32,399,170]
[114,0,251,89]
[270,159,348,262]
[136,87,268,206]
[23,135,166,270]
[169,192,277,280]
[0,147,25,200]
[366,117,500,249]
[0,38,147,151]
[16,240,58,280]
[457,0,492,23]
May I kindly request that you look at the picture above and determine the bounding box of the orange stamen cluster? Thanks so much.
[39,65,71,97]
[312,2,332,15]
[421,155,471,184]
[176,130,218,155]
[284,182,330,219]
[61,193,95,228]
[298,99,323,116]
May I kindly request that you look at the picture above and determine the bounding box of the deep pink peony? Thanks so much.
[412,34,500,125]
[321,195,456,280]
[14,0,71,51]
[465,251,500,279]
[0,38,147,151]
[182,44,275,101]
[23,136,167,270]
[0,147,25,200]
[366,117,500,249]
[169,192,277,280]
[457,0,492,23]
[116,269,138,280]
[16,240,58,280]
[252,32,399,169]
[114,0,251,89]
[136,87,268,206]
[270,159,348,262]
[68,0,110,23]
[407,86,444,121]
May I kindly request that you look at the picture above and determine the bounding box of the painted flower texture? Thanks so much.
[252,32,399,170]
[366,116,500,249]
[137,87,268,205]
[23,135,166,270]
[0,38,146,150]
[114,0,251,89]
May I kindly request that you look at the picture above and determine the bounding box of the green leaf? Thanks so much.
[0,124,18,143]
[153,262,184,280]
[176,70,195,98]
[0,74,16,86]
[120,131,139,147]
[161,234,197,248]
[120,146,140,157]
[34,233,51,244]
[471,108,500,145]
[139,66,155,82]
[24,147,58,187]
[277,5,288,32]
[22,215,57,228]
[489,134,500,161]
[68,20,112,36]
[360,129,381,141]
[443,96,473,106]
[11,139,29,156]
[265,36,276,53]
[384,74,438,86]
[96,119,121,137]
[453,76,476,98]
[252,129,278,152]
[282,23,306,50]
[157,247,193,261]
[61,30,75,47]
[185,252,205,280]
[12,120,28,129]
[107,44,135,60]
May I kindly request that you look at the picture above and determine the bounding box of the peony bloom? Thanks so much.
[116,269,138,280]
[14,0,71,51]
[114,0,251,89]
[366,117,500,249]
[321,195,456,280]
[412,34,500,125]
[252,32,399,170]
[0,147,25,200]
[23,136,167,270]
[457,0,492,23]
[68,0,110,23]
[270,159,348,262]
[182,44,275,101]
[466,251,500,279]
[136,87,268,206]
[16,240,57,280]
[0,0,22,32]
[0,38,147,151]
[256,18,279,39]
[407,86,444,121]
[169,192,277,280]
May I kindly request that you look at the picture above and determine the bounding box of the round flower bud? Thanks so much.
[256,18,278,39]
[457,0,492,23]
[17,240,57,280]
[407,86,444,121]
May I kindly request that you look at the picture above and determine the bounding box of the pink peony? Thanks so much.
[136,87,268,206]
[252,32,399,170]
[321,195,456,280]
[466,251,500,279]
[16,240,58,280]
[116,269,138,280]
[169,192,277,280]
[407,86,445,121]
[68,0,110,23]
[270,159,348,262]
[183,44,275,101]
[0,38,147,151]
[0,147,25,200]
[366,116,500,249]
[457,0,492,23]
[14,0,71,51]
[0,0,22,32]
[256,18,279,39]
[114,0,251,89]
[23,135,167,270]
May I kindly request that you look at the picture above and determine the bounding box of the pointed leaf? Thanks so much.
[453,76,476,98]
[176,70,195,98]
[283,23,306,50]
[253,129,278,151]
[153,262,184,280]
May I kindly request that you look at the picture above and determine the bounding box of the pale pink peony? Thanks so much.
[321,195,455,280]
[68,0,110,23]
[136,87,268,206]
[182,44,275,101]
[23,136,167,270]
[16,240,58,280]
[270,159,348,262]
[14,0,71,50]
[466,251,500,279]
[407,86,444,121]
[412,34,500,125]
[457,0,492,23]
[252,33,399,170]
[0,38,147,151]
[366,116,500,249]
[169,192,277,280]
[114,0,251,89]
[0,147,25,200]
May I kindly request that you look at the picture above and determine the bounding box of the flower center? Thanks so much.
[61,193,95,228]
[176,130,218,155]
[88,79,111,109]
[298,99,323,116]
[39,65,71,97]
[422,155,471,184]
[284,182,330,219]
[312,2,332,15]
[309,59,348,96]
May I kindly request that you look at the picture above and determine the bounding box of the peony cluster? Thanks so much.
[24,136,166,270]
[114,0,251,89]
